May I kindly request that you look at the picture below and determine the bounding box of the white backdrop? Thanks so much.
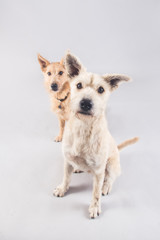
[0,0,160,239]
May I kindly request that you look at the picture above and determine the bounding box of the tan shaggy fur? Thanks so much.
[53,52,139,218]
[38,54,70,142]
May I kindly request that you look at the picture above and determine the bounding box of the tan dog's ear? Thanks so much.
[103,74,131,91]
[64,52,86,79]
[60,58,64,66]
[37,54,50,72]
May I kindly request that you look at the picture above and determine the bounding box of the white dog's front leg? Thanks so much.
[89,172,104,219]
[54,162,73,197]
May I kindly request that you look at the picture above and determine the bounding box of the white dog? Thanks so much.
[54,52,138,218]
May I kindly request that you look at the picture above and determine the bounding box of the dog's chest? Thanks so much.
[56,104,68,117]
[53,99,70,120]
[64,119,107,170]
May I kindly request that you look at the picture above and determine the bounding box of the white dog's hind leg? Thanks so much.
[89,172,105,219]
[54,162,73,197]
[102,151,121,195]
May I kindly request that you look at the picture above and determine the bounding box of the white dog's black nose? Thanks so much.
[51,83,58,91]
[80,99,92,112]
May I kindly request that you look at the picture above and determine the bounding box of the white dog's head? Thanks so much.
[64,52,131,120]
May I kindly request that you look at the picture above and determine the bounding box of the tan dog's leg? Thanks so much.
[89,172,105,218]
[102,150,121,195]
[54,162,73,197]
[54,118,65,142]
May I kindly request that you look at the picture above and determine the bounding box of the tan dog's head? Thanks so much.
[38,54,69,96]
[64,52,131,120]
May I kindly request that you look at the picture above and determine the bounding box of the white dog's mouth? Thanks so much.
[77,111,92,116]
[76,111,93,120]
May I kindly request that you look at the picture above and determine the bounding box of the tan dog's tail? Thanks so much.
[117,137,139,151]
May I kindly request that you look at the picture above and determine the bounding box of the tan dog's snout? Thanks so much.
[50,80,70,93]
[51,82,58,91]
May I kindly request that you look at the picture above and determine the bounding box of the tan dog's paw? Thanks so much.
[54,135,62,142]
[53,185,66,197]
[89,204,101,219]
[102,183,112,196]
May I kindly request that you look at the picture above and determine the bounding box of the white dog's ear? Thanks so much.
[103,74,131,91]
[64,52,85,78]
[37,54,50,72]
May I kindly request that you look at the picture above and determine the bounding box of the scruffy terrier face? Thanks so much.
[65,53,130,120]
[70,72,110,118]
[38,54,68,96]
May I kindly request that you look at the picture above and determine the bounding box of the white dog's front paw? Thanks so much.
[102,182,112,196]
[89,204,101,219]
[74,169,83,173]
[53,185,66,197]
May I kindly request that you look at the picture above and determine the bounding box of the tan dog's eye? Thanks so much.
[59,71,63,75]
[98,86,104,94]
[77,82,83,89]
[47,72,51,76]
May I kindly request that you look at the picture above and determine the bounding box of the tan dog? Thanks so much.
[54,52,138,218]
[38,54,70,142]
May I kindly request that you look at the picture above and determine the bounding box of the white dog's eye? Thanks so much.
[98,86,104,94]
[47,72,51,76]
[77,82,83,89]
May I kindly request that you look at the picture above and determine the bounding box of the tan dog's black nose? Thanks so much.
[51,83,58,91]
[80,99,92,112]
